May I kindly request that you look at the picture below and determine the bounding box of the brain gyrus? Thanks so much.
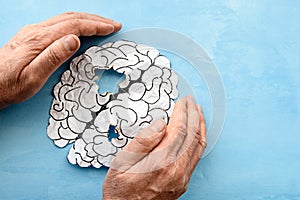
[47,40,179,168]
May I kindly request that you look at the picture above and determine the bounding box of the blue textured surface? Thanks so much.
[0,1,300,199]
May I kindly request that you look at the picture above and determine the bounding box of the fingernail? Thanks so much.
[114,21,122,27]
[105,24,115,34]
[151,119,165,132]
[63,35,79,52]
[108,18,121,26]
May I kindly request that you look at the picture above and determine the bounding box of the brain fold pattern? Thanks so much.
[47,40,179,168]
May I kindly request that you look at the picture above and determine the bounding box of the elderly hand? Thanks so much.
[102,96,207,200]
[0,12,121,109]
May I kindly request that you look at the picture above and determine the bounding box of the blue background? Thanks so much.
[0,0,299,199]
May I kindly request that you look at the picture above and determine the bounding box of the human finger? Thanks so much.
[185,104,207,177]
[198,105,206,143]
[174,96,201,166]
[48,19,115,38]
[27,34,80,84]
[187,96,200,139]
[190,104,207,158]
[157,97,188,157]
[124,119,166,153]
[38,12,122,31]
[110,120,166,171]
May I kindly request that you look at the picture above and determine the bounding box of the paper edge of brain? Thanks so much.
[47,40,179,168]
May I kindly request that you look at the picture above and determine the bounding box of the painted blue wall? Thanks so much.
[0,1,299,199]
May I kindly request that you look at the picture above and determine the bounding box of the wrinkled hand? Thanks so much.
[103,96,207,200]
[0,12,121,109]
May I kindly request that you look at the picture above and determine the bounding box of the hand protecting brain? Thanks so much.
[0,11,207,200]
[0,12,121,109]
[47,40,179,168]
[103,96,207,199]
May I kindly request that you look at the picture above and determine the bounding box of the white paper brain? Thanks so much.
[47,40,179,168]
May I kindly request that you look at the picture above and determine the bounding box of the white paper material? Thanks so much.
[47,40,179,168]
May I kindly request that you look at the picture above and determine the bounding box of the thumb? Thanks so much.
[110,120,166,171]
[29,34,80,80]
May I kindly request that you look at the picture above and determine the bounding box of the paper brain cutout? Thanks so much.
[47,40,179,168]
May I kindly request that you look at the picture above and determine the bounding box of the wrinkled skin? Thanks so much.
[103,96,207,200]
[0,12,121,109]
[0,13,207,200]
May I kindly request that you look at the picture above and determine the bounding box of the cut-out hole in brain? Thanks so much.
[96,68,126,94]
[108,125,119,142]
[47,40,179,168]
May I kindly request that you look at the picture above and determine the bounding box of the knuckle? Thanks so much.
[47,47,62,66]
[69,19,81,35]
[22,23,38,30]
[199,140,207,149]
[176,123,187,134]
[63,11,75,15]
[70,19,81,26]
[134,137,149,148]
[63,11,81,19]
[189,126,201,137]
